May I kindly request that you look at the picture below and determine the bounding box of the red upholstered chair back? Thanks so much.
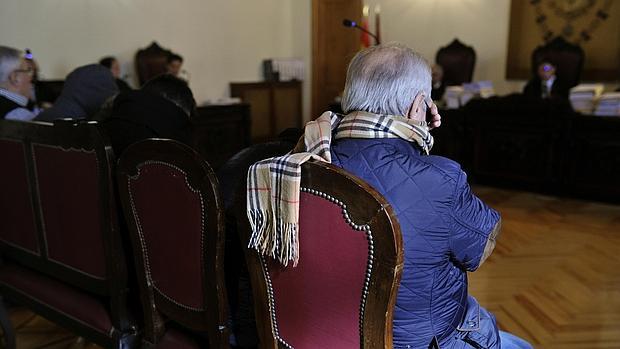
[436,38,476,86]
[33,144,107,279]
[117,139,229,348]
[0,118,132,331]
[531,36,585,88]
[0,138,39,255]
[135,42,173,86]
[238,161,403,349]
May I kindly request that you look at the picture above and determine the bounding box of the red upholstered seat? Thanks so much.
[0,139,39,254]
[238,161,404,349]
[0,264,112,334]
[126,162,206,310]
[33,144,106,279]
[117,139,229,348]
[269,192,368,348]
[0,119,136,349]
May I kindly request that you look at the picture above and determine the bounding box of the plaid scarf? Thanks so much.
[247,110,433,266]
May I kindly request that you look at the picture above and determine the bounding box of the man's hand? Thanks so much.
[408,93,441,129]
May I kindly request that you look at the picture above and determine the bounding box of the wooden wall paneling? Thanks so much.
[506,0,620,81]
[231,82,302,142]
[312,0,362,117]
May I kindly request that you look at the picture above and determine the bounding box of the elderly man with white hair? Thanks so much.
[0,46,37,121]
[247,43,532,349]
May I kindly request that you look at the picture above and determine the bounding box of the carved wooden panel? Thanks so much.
[507,0,620,81]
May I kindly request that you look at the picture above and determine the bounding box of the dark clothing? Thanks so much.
[0,95,21,119]
[115,78,132,93]
[217,140,298,348]
[100,90,191,155]
[36,64,118,121]
[330,137,500,349]
[431,83,446,101]
[522,77,570,100]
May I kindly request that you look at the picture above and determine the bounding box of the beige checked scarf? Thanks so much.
[247,110,433,266]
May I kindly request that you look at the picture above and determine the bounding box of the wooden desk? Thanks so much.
[192,103,251,169]
[230,81,302,142]
[430,95,620,203]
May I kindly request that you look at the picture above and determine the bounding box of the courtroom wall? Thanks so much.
[362,0,524,95]
[0,0,311,118]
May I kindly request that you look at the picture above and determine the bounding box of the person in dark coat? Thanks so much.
[98,74,195,155]
[99,56,132,92]
[36,64,118,121]
[329,43,533,349]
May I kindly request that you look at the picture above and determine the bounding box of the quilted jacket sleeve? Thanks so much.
[449,170,501,271]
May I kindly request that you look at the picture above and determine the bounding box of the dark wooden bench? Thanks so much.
[0,119,137,348]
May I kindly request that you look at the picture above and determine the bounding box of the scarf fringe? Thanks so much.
[248,209,299,267]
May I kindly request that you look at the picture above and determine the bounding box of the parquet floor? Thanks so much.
[470,186,620,348]
[2,186,619,348]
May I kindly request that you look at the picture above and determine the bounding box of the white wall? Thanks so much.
[0,0,310,110]
[363,0,524,95]
[0,0,533,123]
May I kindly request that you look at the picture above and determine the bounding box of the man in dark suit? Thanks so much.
[523,61,570,100]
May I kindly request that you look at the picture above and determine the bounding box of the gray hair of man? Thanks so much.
[341,43,432,116]
[0,46,23,85]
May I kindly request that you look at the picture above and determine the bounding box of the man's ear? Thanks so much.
[8,71,19,86]
[407,92,426,122]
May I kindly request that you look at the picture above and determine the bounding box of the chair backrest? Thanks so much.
[531,36,585,88]
[135,41,173,86]
[435,38,476,86]
[0,118,131,322]
[0,136,39,256]
[238,160,403,349]
[117,139,229,348]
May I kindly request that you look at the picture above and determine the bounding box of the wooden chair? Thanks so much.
[531,36,585,89]
[435,38,476,86]
[117,139,229,348]
[0,119,136,348]
[237,160,404,348]
[135,42,173,86]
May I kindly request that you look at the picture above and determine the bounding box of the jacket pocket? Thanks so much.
[454,297,500,349]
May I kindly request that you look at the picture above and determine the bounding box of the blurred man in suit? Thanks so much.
[523,61,569,100]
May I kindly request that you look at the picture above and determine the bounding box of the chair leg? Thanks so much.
[0,296,16,349]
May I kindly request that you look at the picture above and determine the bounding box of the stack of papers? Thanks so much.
[264,58,305,81]
[444,86,464,109]
[444,81,495,109]
[594,92,620,116]
[569,84,604,114]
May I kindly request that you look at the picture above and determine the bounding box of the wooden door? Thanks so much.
[312,0,362,118]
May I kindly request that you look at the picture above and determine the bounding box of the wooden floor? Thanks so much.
[3,185,620,348]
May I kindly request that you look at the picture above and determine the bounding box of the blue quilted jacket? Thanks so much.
[330,137,501,349]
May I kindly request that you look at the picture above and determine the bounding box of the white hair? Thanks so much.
[341,43,432,116]
[0,46,23,85]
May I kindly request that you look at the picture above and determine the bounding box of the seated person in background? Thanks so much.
[36,64,118,121]
[23,49,44,111]
[97,74,195,155]
[431,63,446,101]
[0,45,37,121]
[166,53,184,77]
[247,43,532,349]
[523,61,569,100]
[99,56,132,92]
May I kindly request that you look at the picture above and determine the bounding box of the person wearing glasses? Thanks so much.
[0,46,37,121]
